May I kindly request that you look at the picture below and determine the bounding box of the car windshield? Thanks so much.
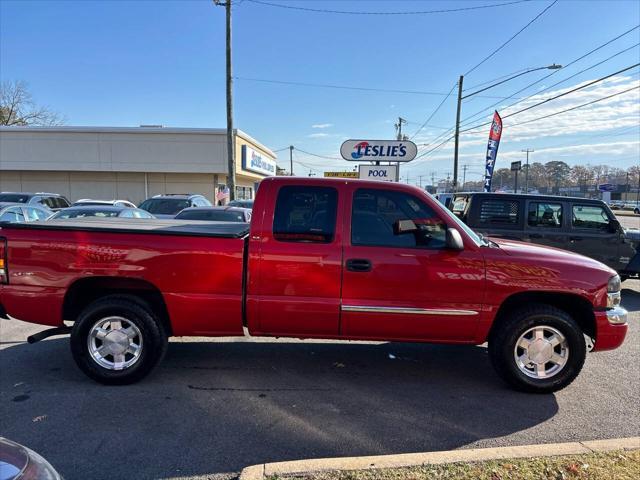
[139,199,190,215]
[176,210,246,222]
[427,194,487,247]
[0,194,30,203]
[51,209,121,219]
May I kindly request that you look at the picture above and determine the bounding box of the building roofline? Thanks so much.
[0,125,277,157]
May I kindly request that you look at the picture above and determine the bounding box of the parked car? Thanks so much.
[0,203,51,223]
[620,201,640,214]
[450,192,639,279]
[0,192,70,211]
[175,206,251,222]
[49,206,155,219]
[0,437,62,480]
[609,200,624,210]
[139,194,212,218]
[72,199,137,208]
[228,199,254,209]
[0,177,628,393]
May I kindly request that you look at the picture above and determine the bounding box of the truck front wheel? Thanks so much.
[488,305,586,393]
[70,295,168,385]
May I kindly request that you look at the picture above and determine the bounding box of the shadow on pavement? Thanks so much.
[0,338,559,480]
[622,286,640,312]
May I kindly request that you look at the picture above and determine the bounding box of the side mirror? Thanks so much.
[608,219,621,233]
[446,228,464,251]
[394,219,418,235]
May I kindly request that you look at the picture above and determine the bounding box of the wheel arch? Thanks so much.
[488,291,596,342]
[62,277,172,336]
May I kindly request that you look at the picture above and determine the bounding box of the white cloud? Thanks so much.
[307,133,329,138]
[312,123,333,129]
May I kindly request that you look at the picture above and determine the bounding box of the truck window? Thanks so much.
[351,188,446,249]
[273,186,338,243]
[478,199,520,227]
[572,205,610,231]
[528,202,562,228]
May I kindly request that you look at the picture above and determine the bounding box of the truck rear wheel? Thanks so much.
[488,305,586,393]
[70,295,167,385]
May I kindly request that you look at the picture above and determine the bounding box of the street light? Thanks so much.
[452,64,562,191]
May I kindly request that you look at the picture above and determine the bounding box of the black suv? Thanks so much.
[0,192,71,211]
[138,193,212,218]
[451,192,639,279]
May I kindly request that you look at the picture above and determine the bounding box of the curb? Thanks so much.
[239,437,640,480]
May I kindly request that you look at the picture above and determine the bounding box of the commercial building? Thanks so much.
[0,126,277,205]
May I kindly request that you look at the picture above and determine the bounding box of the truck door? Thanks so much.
[341,185,485,342]
[524,200,568,250]
[247,182,343,337]
[569,203,622,270]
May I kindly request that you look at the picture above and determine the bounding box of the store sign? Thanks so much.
[324,171,359,178]
[242,145,276,176]
[359,164,398,182]
[340,140,417,162]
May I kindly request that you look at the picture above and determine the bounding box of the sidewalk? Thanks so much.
[239,437,640,480]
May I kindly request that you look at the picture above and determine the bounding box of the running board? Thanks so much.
[27,326,72,344]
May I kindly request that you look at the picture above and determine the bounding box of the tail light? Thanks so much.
[0,238,7,284]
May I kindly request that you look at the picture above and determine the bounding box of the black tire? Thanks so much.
[70,295,167,385]
[488,304,586,393]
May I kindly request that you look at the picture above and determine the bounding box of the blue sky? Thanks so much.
[1,0,639,183]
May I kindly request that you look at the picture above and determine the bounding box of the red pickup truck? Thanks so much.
[0,177,628,392]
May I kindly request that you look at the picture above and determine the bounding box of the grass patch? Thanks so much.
[273,449,640,480]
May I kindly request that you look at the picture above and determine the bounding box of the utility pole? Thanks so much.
[395,117,408,140]
[522,148,534,193]
[453,75,464,192]
[461,164,468,190]
[214,0,236,200]
[430,171,436,187]
[289,145,294,176]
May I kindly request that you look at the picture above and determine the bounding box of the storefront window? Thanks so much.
[235,186,253,200]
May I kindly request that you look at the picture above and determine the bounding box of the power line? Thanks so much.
[293,147,343,161]
[234,76,521,99]
[413,80,639,162]
[455,63,640,136]
[410,82,458,140]
[245,0,532,16]
[458,24,640,128]
[506,85,640,128]
[464,0,557,76]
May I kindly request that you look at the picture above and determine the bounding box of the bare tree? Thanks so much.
[0,80,64,126]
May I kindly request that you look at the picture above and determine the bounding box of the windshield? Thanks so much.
[51,209,120,219]
[427,193,487,247]
[0,194,29,203]
[139,199,190,215]
[176,210,247,222]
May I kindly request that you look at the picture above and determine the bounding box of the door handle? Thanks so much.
[346,258,372,272]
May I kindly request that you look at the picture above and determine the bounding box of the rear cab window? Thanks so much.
[273,186,338,243]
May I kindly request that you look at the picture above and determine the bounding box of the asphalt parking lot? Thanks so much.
[1,281,639,480]
[616,211,639,230]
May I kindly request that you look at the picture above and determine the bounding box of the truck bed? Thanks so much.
[0,218,250,238]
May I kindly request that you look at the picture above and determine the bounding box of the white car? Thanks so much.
[72,199,137,208]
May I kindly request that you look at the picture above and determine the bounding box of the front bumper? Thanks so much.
[592,306,629,351]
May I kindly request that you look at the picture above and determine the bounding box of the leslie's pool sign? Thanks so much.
[340,139,417,162]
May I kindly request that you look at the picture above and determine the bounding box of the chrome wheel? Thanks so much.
[514,325,569,379]
[87,316,143,370]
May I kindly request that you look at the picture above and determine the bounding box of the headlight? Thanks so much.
[608,274,621,293]
[607,274,621,308]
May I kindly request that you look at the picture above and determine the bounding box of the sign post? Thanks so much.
[511,160,522,193]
